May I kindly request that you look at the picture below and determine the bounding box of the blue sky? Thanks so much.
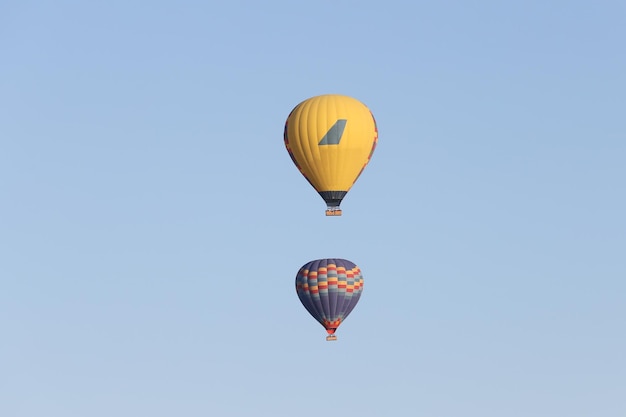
[1,1,625,416]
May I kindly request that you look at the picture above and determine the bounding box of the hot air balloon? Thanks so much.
[295,258,364,341]
[284,94,378,216]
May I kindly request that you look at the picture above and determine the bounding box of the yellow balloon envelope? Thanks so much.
[284,94,378,216]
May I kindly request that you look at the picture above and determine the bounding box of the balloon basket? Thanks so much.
[326,335,337,341]
[325,209,342,216]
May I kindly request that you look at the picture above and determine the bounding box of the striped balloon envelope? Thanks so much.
[284,94,378,216]
[295,258,364,341]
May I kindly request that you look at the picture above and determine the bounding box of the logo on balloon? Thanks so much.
[318,119,347,145]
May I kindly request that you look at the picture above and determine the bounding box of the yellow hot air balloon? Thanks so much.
[284,94,378,216]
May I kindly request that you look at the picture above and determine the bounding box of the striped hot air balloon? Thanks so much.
[295,258,364,341]
[284,94,378,216]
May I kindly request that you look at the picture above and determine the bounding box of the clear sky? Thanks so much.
[1,1,625,416]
